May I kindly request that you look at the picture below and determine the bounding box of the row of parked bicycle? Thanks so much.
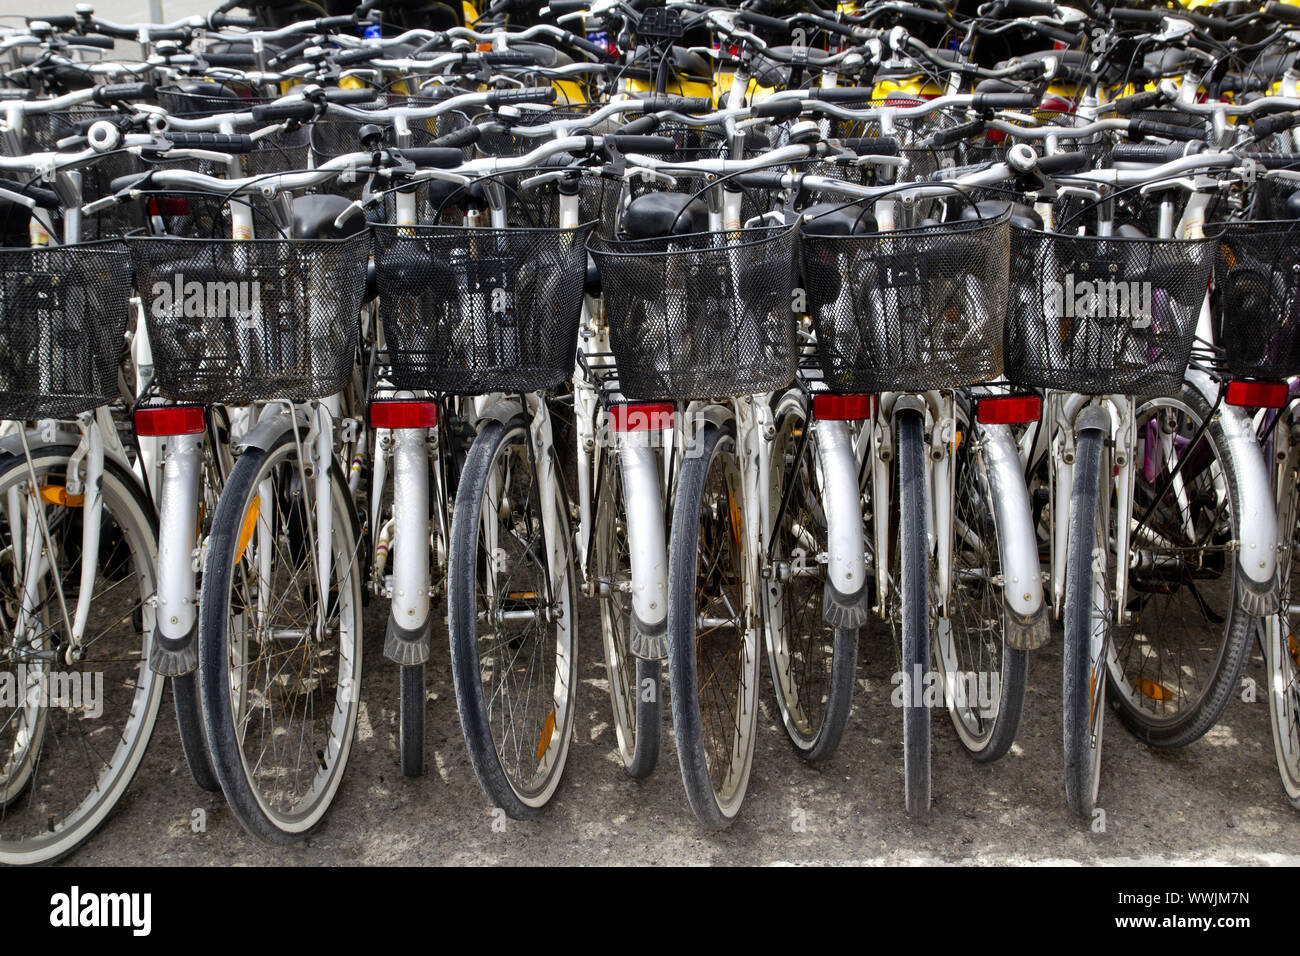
[1,0,1299,864]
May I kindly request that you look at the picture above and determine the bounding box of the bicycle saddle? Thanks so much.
[621,192,708,239]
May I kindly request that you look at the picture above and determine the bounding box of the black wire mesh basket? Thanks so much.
[588,225,798,402]
[372,222,594,393]
[1212,220,1300,380]
[1005,227,1212,395]
[0,242,132,419]
[128,233,369,403]
[799,212,1010,393]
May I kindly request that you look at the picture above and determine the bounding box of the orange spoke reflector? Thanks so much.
[1136,677,1174,702]
[1289,634,1300,669]
[507,591,538,601]
[134,404,205,437]
[977,394,1041,425]
[609,403,673,431]
[1225,380,1288,409]
[369,400,438,429]
[39,486,83,507]
[537,708,556,762]
[812,393,873,420]
[236,496,261,558]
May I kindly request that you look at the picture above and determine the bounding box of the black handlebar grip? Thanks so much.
[1033,23,1084,45]
[1248,152,1300,169]
[334,46,383,65]
[93,82,156,104]
[999,0,1057,15]
[605,134,676,153]
[733,170,787,190]
[1112,90,1161,115]
[147,29,189,41]
[167,131,255,152]
[109,171,154,193]
[211,13,258,27]
[252,100,316,121]
[485,87,558,108]
[972,92,1038,111]
[323,88,379,104]
[929,119,985,148]
[564,32,607,57]
[548,0,590,13]
[0,178,60,210]
[35,15,77,28]
[430,125,481,148]
[641,94,711,114]
[202,52,258,67]
[1264,1,1300,23]
[1253,111,1300,140]
[1036,150,1089,173]
[1111,141,1198,163]
[483,51,536,65]
[313,15,357,30]
[63,35,116,49]
[735,10,793,34]
[1110,6,1164,22]
[795,13,856,37]
[895,6,949,24]
[399,147,466,168]
[754,100,802,120]
[843,136,901,155]
[1131,118,1205,142]
[615,115,660,135]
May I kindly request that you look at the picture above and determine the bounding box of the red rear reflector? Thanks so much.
[370,401,438,429]
[134,405,205,437]
[812,394,873,420]
[977,394,1042,424]
[609,403,673,431]
[1226,380,1288,408]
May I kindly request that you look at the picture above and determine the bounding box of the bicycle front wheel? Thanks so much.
[667,422,760,829]
[0,445,163,865]
[934,416,1028,762]
[199,430,364,843]
[896,410,931,816]
[1105,386,1253,747]
[1064,427,1108,816]
[764,397,857,760]
[1266,432,1300,807]
[593,448,660,779]
[447,418,578,818]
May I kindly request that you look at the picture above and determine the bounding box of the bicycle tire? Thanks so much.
[897,410,932,816]
[400,663,425,778]
[765,395,857,761]
[1064,426,1106,816]
[0,444,164,865]
[172,672,221,792]
[199,430,364,843]
[447,418,578,818]
[667,422,760,829]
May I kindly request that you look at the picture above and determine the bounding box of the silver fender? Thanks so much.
[978,422,1049,650]
[1186,369,1279,614]
[384,425,432,665]
[150,432,204,676]
[813,419,870,627]
[621,440,669,660]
